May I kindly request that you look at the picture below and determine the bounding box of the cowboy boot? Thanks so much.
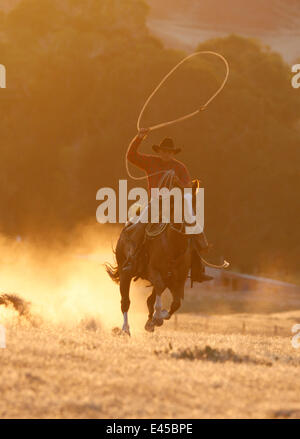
[191,233,214,283]
[193,232,209,253]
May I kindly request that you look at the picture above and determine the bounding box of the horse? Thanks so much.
[105,220,192,335]
[105,175,229,335]
[105,176,206,335]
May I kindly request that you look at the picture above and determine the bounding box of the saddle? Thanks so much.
[145,222,169,238]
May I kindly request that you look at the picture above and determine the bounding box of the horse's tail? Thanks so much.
[201,258,230,269]
[104,262,120,284]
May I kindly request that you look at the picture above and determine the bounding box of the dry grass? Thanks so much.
[0,229,299,419]
[1,310,300,419]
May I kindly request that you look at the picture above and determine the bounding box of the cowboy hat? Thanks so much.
[152,137,181,154]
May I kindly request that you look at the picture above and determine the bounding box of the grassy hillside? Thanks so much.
[147,0,300,31]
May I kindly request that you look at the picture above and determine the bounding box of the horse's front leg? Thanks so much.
[168,283,185,319]
[119,271,132,335]
[168,296,181,318]
[144,272,166,330]
[144,289,156,332]
[153,294,170,324]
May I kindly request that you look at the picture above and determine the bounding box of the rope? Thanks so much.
[126,51,229,182]
[137,50,229,132]
[201,258,230,269]
[126,169,175,233]
[145,223,168,238]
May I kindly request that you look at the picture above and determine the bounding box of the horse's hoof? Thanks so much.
[152,317,164,327]
[160,309,170,320]
[112,326,131,336]
[122,325,131,336]
[145,320,155,332]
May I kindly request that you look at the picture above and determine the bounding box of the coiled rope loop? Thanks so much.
[126,51,229,182]
[137,50,229,133]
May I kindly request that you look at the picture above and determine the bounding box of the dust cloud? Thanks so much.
[0,224,148,331]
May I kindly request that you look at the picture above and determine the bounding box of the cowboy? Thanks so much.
[124,128,213,283]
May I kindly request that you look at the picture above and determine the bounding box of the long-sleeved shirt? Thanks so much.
[127,136,192,193]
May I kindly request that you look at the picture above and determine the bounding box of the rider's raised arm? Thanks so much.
[127,129,153,171]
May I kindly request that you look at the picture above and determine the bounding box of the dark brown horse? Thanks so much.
[105,179,228,335]
[105,177,200,335]
[105,219,191,335]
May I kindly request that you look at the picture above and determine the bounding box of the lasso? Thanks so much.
[126,51,229,181]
